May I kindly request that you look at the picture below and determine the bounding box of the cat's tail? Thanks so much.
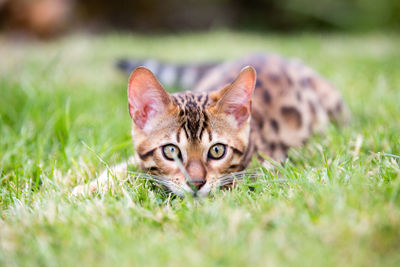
[116,58,220,89]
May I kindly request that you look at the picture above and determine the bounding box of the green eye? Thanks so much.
[162,144,181,161]
[208,144,226,160]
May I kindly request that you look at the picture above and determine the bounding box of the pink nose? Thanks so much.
[188,179,206,190]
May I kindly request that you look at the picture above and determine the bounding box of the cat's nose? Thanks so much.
[188,179,206,190]
[185,159,207,191]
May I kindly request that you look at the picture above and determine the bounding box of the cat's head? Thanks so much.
[128,66,256,197]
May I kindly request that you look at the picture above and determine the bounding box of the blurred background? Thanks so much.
[0,0,399,38]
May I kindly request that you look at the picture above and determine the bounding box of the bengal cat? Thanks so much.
[72,53,349,197]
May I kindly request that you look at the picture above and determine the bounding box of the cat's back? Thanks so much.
[194,53,349,161]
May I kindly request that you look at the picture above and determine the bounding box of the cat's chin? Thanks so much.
[169,181,240,198]
[168,182,213,198]
[196,183,213,197]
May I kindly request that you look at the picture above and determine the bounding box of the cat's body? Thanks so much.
[73,53,348,197]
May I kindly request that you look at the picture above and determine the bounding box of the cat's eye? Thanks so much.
[162,144,181,161]
[208,144,226,160]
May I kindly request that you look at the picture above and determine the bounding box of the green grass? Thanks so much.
[1,31,400,266]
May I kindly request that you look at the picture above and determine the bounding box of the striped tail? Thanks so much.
[117,59,219,89]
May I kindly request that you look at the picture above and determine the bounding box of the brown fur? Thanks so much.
[127,67,254,196]
[72,53,348,197]
[194,53,349,162]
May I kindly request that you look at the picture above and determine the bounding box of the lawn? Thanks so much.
[0,31,400,266]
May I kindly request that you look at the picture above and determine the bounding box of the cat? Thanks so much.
[72,53,349,197]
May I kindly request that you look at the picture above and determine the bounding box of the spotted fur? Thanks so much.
[73,53,349,197]
[194,53,350,161]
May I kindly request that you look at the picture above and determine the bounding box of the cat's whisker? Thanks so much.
[215,177,243,187]
[125,170,192,196]
[127,172,177,188]
[217,175,243,182]
[218,173,247,180]
[146,175,185,192]
[220,169,261,178]
[219,177,299,187]
[214,171,266,187]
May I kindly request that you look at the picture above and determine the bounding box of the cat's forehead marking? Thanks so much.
[172,92,210,141]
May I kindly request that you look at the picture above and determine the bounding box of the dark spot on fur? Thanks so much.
[252,110,264,129]
[308,101,316,117]
[203,112,209,124]
[300,77,316,90]
[263,90,271,104]
[148,167,159,172]
[287,76,293,86]
[202,95,209,109]
[270,119,279,133]
[227,164,240,171]
[138,148,156,160]
[260,134,268,148]
[232,148,244,156]
[280,142,289,152]
[269,73,280,83]
[281,106,302,129]
[258,119,264,129]
[269,142,276,151]
[296,91,302,102]
[199,127,205,140]
[300,77,311,88]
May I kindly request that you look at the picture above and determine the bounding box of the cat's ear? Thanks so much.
[212,66,256,127]
[128,67,173,130]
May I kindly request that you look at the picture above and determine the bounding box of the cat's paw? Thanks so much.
[71,178,115,197]
[71,183,97,196]
[70,161,132,197]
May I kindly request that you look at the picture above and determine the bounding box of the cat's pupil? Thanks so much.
[208,144,226,159]
[169,146,178,157]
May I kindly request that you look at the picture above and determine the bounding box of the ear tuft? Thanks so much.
[214,66,256,127]
[128,67,172,130]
